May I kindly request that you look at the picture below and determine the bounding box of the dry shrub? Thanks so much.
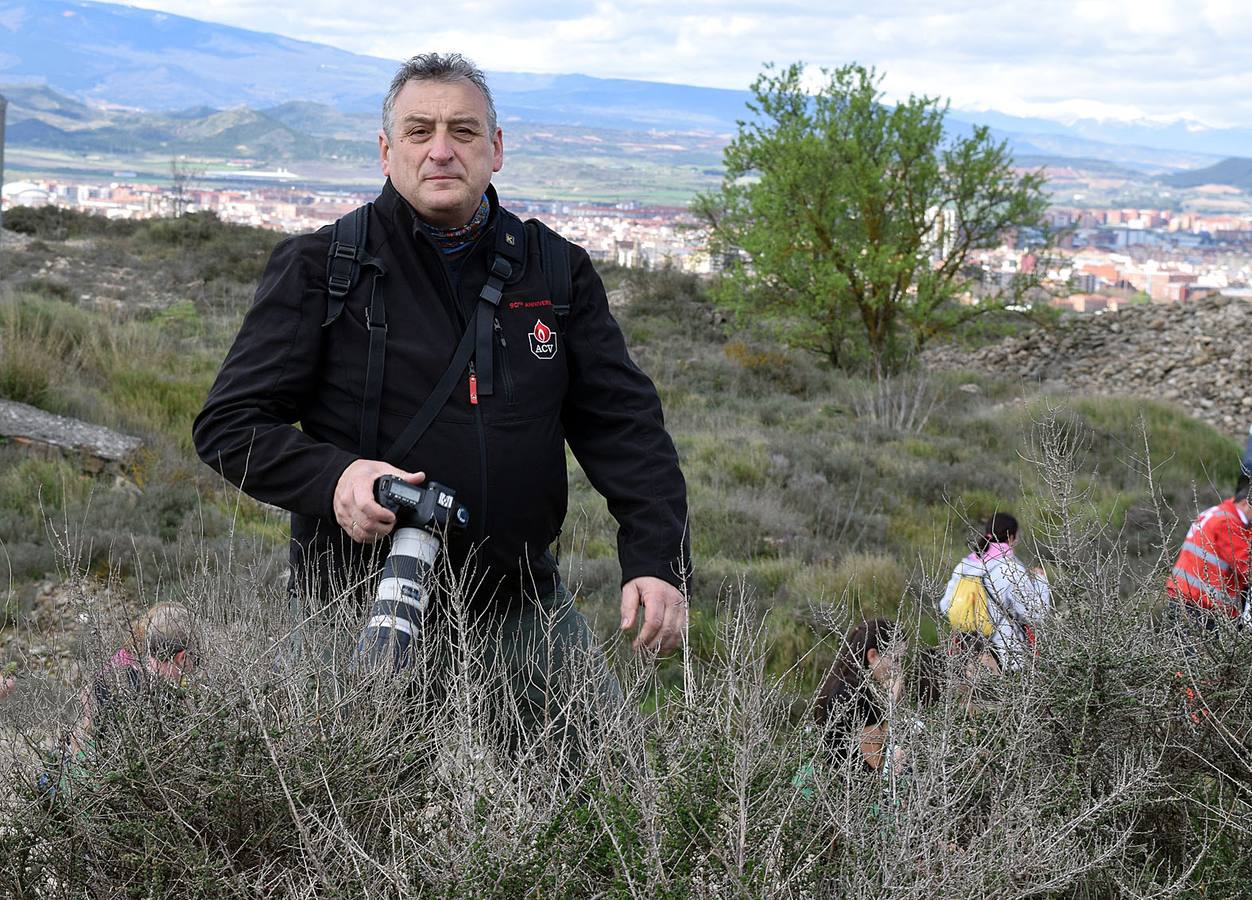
[846,371,941,434]
[723,341,811,396]
[0,409,1250,898]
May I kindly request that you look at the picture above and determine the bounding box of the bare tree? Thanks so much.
[168,156,204,218]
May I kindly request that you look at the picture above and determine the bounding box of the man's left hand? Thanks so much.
[620,576,687,654]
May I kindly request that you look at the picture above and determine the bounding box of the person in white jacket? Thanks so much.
[940,512,1051,673]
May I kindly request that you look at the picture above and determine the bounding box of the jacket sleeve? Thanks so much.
[192,235,358,520]
[1216,515,1252,600]
[560,246,691,591]
[992,556,1050,625]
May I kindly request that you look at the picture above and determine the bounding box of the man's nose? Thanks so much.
[429,129,455,163]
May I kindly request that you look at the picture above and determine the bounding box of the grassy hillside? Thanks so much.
[1,83,725,202]
[0,206,1241,673]
[2,208,1237,665]
[1,211,1248,896]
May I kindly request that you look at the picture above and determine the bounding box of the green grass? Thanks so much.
[1,215,1245,694]
[0,455,92,520]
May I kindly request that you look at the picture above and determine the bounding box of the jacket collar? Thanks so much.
[1221,498,1250,526]
[968,542,1015,564]
[375,178,501,244]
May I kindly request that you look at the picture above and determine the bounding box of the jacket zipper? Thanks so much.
[416,223,493,542]
[473,375,488,531]
[493,318,515,405]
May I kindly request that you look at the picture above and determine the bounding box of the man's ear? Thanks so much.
[866,647,880,669]
[173,649,189,671]
[379,131,392,177]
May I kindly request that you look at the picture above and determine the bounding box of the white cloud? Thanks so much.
[118,0,1252,127]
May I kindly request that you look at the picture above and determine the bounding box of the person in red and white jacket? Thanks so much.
[1165,486,1252,626]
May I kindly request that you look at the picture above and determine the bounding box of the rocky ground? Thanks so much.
[925,295,1252,437]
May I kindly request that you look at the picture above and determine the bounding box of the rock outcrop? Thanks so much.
[924,295,1252,436]
[0,399,142,472]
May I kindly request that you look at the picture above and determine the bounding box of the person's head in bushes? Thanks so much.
[72,602,199,752]
[119,602,198,684]
[815,618,938,773]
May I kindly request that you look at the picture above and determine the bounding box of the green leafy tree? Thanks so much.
[695,63,1051,373]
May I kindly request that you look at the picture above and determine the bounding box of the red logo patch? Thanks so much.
[528,317,557,360]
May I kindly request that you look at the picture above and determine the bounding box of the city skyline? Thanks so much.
[8,175,1250,308]
[112,0,1252,130]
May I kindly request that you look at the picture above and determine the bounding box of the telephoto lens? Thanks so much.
[351,477,469,674]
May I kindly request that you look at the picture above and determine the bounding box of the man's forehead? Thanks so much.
[395,78,489,121]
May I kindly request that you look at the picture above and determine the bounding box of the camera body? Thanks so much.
[352,477,469,673]
[375,475,470,532]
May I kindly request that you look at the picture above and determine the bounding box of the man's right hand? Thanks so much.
[333,460,425,543]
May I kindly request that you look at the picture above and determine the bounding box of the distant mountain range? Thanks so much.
[1163,157,1252,192]
[0,0,752,133]
[948,109,1251,169]
[3,83,373,162]
[0,0,1249,188]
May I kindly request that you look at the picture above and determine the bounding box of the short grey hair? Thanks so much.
[382,53,497,140]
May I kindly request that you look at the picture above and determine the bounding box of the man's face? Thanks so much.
[380,77,503,228]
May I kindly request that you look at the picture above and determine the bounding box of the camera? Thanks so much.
[351,476,469,673]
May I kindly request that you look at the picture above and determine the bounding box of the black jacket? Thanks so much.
[193,181,689,604]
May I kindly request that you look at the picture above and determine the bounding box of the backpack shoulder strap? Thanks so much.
[527,218,573,329]
[324,202,390,456]
[323,203,384,327]
[471,209,526,400]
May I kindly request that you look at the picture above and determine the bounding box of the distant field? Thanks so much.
[7,148,722,208]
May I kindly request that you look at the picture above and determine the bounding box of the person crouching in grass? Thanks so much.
[814,618,938,774]
[47,602,200,791]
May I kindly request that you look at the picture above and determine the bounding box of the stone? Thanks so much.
[0,400,142,469]
[921,294,1252,437]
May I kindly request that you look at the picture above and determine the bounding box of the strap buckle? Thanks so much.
[329,241,357,261]
[479,283,503,306]
[489,256,512,279]
[365,307,388,332]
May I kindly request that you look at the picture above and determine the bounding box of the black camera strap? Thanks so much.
[382,313,479,462]
[383,210,527,462]
[327,203,569,465]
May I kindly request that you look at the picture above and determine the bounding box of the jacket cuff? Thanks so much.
[620,563,690,595]
[316,451,361,521]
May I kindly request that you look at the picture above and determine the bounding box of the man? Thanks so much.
[1165,486,1252,628]
[193,55,689,680]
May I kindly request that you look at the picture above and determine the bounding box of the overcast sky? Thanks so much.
[123,0,1252,129]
